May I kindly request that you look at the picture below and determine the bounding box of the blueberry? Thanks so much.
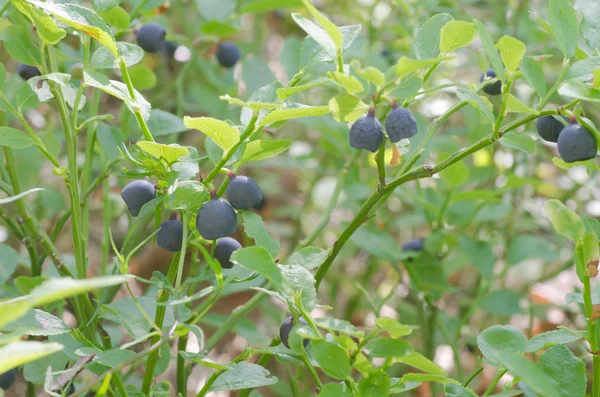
[0,369,16,390]
[480,68,502,96]
[157,216,184,252]
[18,63,41,80]
[279,316,310,349]
[253,194,267,211]
[349,110,384,152]
[214,237,242,269]
[196,192,238,240]
[402,238,424,252]
[164,41,179,58]
[536,115,568,143]
[136,23,166,53]
[120,180,156,217]
[557,123,597,163]
[385,104,417,142]
[226,174,263,210]
[216,42,241,68]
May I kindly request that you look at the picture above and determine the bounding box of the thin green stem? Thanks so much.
[538,58,570,110]
[300,353,323,390]
[177,334,188,397]
[118,57,154,142]
[462,367,483,388]
[483,368,508,396]
[493,79,513,139]
[175,212,189,289]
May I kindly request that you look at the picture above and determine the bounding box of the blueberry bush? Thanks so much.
[1,0,600,396]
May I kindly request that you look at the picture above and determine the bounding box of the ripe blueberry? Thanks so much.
[196,191,238,240]
[385,103,417,142]
[216,42,241,68]
[536,115,568,143]
[402,238,424,252]
[253,194,267,211]
[349,109,384,152]
[279,316,310,349]
[214,237,242,269]
[120,180,156,217]
[136,23,166,53]
[18,63,41,80]
[157,214,184,252]
[226,174,263,210]
[0,369,16,390]
[480,68,502,96]
[557,123,597,163]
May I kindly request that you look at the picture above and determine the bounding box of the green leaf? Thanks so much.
[395,352,445,375]
[495,35,526,73]
[12,0,66,45]
[258,105,330,127]
[236,139,291,166]
[29,275,128,306]
[507,235,560,265]
[28,1,118,57]
[477,325,527,364]
[148,109,188,137]
[83,70,151,120]
[300,24,361,70]
[0,25,41,66]
[395,56,450,79]
[180,352,230,370]
[0,244,18,283]
[525,329,582,353]
[328,94,369,123]
[327,71,364,94]
[0,127,35,149]
[315,317,363,337]
[496,352,561,397]
[93,0,121,12]
[279,264,316,311]
[566,56,600,81]
[390,379,423,393]
[544,199,585,242]
[136,142,189,164]
[350,226,404,261]
[209,362,277,391]
[318,383,351,397]
[0,62,5,93]
[91,42,144,69]
[413,13,454,60]
[548,0,579,59]
[364,338,413,358]
[459,236,495,277]
[521,57,547,98]
[456,87,495,123]
[129,64,157,90]
[474,19,505,83]
[0,187,44,205]
[2,309,69,336]
[299,0,342,49]
[183,117,240,152]
[166,180,208,212]
[401,373,460,385]
[242,211,280,258]
[287,246,328,270]
[480,289,521,316]
[312,340,351,380]
[276,78,329,101]
[359,371,390,397]
[538,345,586,397]
[292,12,337,59]
[0,299,32,330]
[355,66,385,87]
[439,21,476,53]
[195,0,236,21]
[500,131,536,154]
[444,384,477,397]
[200,20,239,37]
[240,0,302,13]
[231,247,282,289]
[98,6,130,29]
[221,95,280,111]
[0,341,64,374]
[576,0,600,52]
[559,81,600,103]
[375,318,414,338]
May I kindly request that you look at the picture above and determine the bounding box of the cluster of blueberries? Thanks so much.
[120,173,262,269]
[481,68,597,163]
[349,102,418,152]
[136,23,241,68]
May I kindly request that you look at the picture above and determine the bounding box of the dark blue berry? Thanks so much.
[226,175,263,210]
[536,115,568,143]
[0,369,16,390]
[18,63,41,80]
[216,42,241,68]
[214,237,242,269]
[196,194,238,240]
[279,316,310,349]
[121,180,156,217]
[157,218,184,252]
[349,111,384,152]
[402,238,424,252]
[136,23,166,53]
[557,123,597,163]
[480,68,502,96]
[385,104,417,142]
[253,194,267,211]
